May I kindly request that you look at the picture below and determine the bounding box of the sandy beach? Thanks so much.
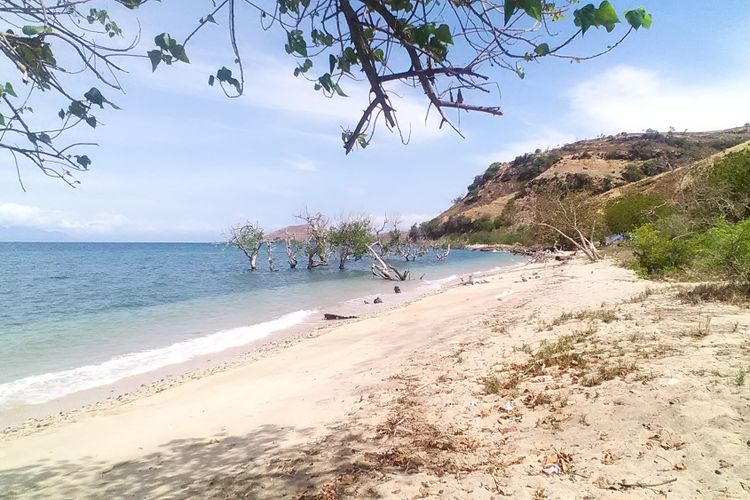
[1,258,748,499]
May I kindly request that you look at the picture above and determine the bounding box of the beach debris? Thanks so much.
[374,297,383,304]
[500,401,514,412]
[596,477,678,491]
[323,313,358,321]
[363,300,370,304]
[394,286,401,294]
[495,290,514,301]
[541,449,573,475]
[543,463,562,475]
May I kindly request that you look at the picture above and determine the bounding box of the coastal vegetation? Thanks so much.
[226,211,448,279]
[628,149,750,288]
[2,1,651,186]
[424,127,750,298]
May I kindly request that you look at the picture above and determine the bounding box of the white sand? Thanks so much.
[1,258,748,499]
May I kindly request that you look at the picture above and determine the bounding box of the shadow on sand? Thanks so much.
[1,422,371,499]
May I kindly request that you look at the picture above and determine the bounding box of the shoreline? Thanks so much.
[2,257,747,499]
[1,257,527,435]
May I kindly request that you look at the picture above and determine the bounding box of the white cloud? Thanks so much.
[474,129,577,166]
[0,203,127,235]
[370,212,433,229]
[284,155,318,172]
[568,65,750,133]
[130,52,449,144]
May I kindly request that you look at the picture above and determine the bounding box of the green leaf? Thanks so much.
[624,8,652,30]
[38,132,52,144]
[333,83,348,97]
[84,87,105,108]
[154,33,172,51]
[168,42,190,63]
[0,114,5,126]
[534,43,550,56]
[58,109,65,119]
[504,0,517,25]
[515,64,525,79]
[574,4,597,33]
[329,54,336,73]
[68,100,87,119]
[4,83,17,98]
[575,1,620,33]
[22,25,52,36]
[147,50,162,71]
[208,74,215,86]
[206,14,217,24]
[596,1,620,32]
[85,116,97,128]
[518,0,543,21]
[74,155,91,168]
[435,24,453,44]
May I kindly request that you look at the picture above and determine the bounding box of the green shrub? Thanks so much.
[464,228,533,246]
[605,195,676,234]
[493,214,510,229]
[630,224,695,276]
[697,219,750,282]
[708,150,750,221]
[474,216,495,232]
[622,163,645,182]
[640,158,670,176]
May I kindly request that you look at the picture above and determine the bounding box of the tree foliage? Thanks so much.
[604,194,675,234]
[329,216,372,269]
[2,0,651,187]
[227,222,265,270]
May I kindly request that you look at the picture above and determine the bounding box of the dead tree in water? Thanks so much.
[372,215,392,257]
[227,222,264,271]
[284,233,301,269]
[296,210,330,269]
[434,244,451,261]
[265,241,278,272]
[367,244,410,281]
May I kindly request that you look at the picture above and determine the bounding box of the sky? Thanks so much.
[1,1,749,242]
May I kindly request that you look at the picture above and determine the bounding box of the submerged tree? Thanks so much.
[227,222,265,271]
[2,1,652,187]
[296,210,331,269]
[284,232,303,269]
[329,216,373,270]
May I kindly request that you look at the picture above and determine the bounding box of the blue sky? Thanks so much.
[1,1,749,242]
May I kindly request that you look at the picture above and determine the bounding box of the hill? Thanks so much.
[424,126,750,240]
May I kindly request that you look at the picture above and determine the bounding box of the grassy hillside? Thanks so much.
[424,126,750,243]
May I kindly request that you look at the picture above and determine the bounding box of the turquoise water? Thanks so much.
[0,242,523,411]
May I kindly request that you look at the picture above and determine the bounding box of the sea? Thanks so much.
[0,242,524,425]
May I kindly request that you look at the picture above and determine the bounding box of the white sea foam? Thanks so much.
[0,309,316,409]
[424,274,459,286]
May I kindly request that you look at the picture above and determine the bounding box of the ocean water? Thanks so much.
[0,242,523,414]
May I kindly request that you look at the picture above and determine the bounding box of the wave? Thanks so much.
[0,309,316,409]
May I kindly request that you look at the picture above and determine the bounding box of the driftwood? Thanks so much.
[367,244,410,281]
[324,313,358,320]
